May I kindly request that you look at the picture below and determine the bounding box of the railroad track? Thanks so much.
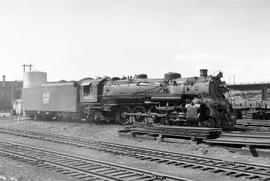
[206,132,270,147]
[0,127,270,180]
[237,120,270,127]
[0,139,187,181]
[223,133,270,139]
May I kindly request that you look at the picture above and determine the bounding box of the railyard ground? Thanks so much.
[0,118,269,181]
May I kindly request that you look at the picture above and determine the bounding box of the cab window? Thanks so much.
[83,85,90,95]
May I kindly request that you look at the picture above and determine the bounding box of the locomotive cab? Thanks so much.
[79,78,107,103]
[79,77,109,122]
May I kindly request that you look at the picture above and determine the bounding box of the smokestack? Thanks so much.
[200,69,208,77]
[2,75,5,87]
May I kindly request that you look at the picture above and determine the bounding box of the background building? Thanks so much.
[0,75,22,115]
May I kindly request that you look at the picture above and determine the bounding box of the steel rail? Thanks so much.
[0,139,188,181]
[222,133,270,139]
[0,127,269,180]
[206,133,270,147]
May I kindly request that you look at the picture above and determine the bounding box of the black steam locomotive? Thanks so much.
[22,69,236,130]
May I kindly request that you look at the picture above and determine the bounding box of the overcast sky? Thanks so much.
[0,0,270,83]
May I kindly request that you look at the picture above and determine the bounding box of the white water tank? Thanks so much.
[23,71,47,88]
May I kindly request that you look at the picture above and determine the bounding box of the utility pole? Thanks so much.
[22,64,33,72]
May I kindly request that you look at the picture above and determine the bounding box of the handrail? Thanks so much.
[227,81,270,85]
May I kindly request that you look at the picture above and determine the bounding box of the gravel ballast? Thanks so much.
[0,118,269,181]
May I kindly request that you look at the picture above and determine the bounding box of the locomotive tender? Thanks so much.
[22,69,236,130]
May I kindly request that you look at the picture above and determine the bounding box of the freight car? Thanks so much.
[22,69,236,130]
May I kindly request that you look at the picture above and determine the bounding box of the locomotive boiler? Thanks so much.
[128,69,237,130]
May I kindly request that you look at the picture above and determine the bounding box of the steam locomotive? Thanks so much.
[22,69,236,130]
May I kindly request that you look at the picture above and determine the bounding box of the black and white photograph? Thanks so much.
[0,0,269,180]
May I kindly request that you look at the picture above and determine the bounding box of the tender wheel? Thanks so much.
[86,110,102,122]
[55,114,63,121]
[86,111,95,122]
[132,106,147,122]
[27,112,35,120]
[116,106,131,125]
[94,111,104,123]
